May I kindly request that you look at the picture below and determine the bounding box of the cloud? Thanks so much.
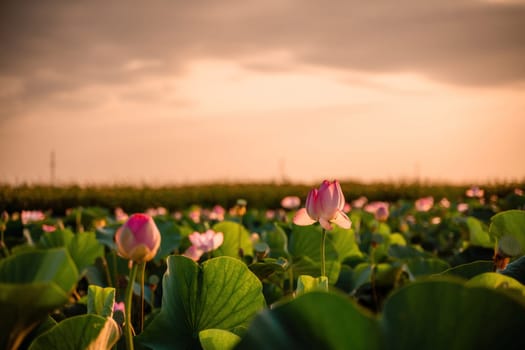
[1,0,524,120]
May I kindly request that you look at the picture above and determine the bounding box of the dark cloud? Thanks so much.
[1,0,524,118]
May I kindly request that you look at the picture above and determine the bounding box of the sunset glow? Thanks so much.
[1,0,524,185]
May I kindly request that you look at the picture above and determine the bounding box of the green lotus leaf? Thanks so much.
[153,218,182,262]
[489,210,525,256]
[212,221,254,258]
[137,256,265,349]
[199,329,240,350]
[465,217,493,248]
[466,272,525,297]
[382,279,525,349]
[87,285,115,318]
[440,260,494,279]
[28,314,120,350]
[0,248,78,350]
[39,229,104,275]
[405,258,450,278]
[236,291,381,350]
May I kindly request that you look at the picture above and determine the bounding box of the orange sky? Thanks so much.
[1,1,524,185]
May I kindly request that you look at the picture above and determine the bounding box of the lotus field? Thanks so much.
[2,182,525,350]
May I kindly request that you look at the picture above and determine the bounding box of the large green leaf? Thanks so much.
[295,275,328,295]
[87,285,115,318]
[261,224,289,259]
[0,248,78,350]
[236,291,381,350]
[212,221,254,258]
[466,272,525,297]
[199,329,240,350]
[405,258,450,278]
[137,256,265,350]
[440,260,494,279]
[28,314,120,350]
[328,226,363,260]
[382,279,525,350]
[39,229,104,274]
[465,217,493,248]
[153,218,182,262]
[489,210,525,256]
[289,225,340,283]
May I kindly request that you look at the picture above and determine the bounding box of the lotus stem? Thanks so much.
[321,228,327,278]
[139,262,146,332]
[124,262,138,350]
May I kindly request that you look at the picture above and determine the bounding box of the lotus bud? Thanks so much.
[115,213,161,263]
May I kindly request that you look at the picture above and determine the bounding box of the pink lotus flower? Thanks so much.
[113,301,125,314]
[352,196,368,209]
[42,224,56,232]
[189,207,201,223]
[364,202,390,221]
[115,213,161,263]
[439,198,451,208]
[145,207,167,217]
[415,196,434,212]
[183,229,224,261]
[293,180,351,231]
[466,186,484,198]
[114,207,129,223]
[21,210,45,225]
[281,196,301,210]
[208,205,225,221]
[457,203,469,213]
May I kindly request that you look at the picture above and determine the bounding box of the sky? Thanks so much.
[1,0,524,185]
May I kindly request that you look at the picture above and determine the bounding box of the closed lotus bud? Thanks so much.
[115,213,161,263]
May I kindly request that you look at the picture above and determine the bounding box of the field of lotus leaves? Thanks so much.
[1,182,525,350]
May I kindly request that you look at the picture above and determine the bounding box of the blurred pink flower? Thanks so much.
[113,301,125,314]
[352,196,368,209]
[343,203,351,213]
[466,186,484,198]
[431,217,442,225]
[457,203,469,213]
[145,207,167,217]
[173,211,183,220]
[183,229,224,261]
[42,224,56,232]
[189,208,201,223]
[265,209,276,220]
[405,214,416,225]
[515,188,524,196]
[21,210,45,225]
[114,207,129,223]
[183,245,204,261]
[115,213,161,263]
[208,205,225,221]
[364,202,390,222]
[439,198,451,208]
[293,180,351,230]
[281,196,301,210]
[415,196,434,212]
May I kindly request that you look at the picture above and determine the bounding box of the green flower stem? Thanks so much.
[0,229,9,257]
[138,262,146,332]
[321,228,327,278]
[124,262,139,350]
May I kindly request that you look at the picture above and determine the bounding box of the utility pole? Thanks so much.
[50,150,56,186]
